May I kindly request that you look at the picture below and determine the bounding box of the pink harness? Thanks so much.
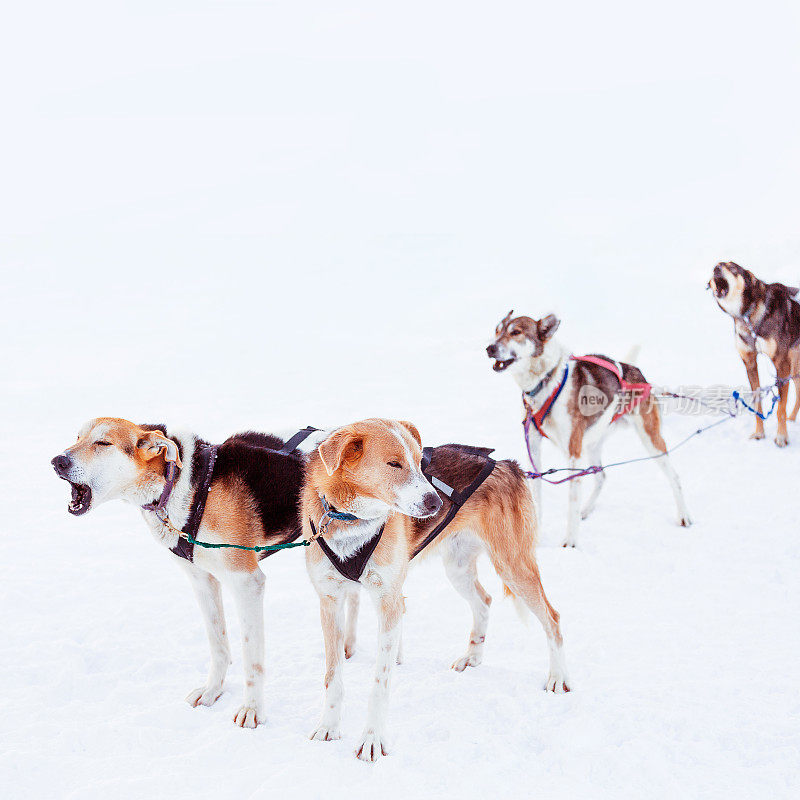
[569,355,651,422]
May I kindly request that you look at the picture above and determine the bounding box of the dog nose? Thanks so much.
[51,454,72,475]
[423,492,442,515]
[486,344,498,358]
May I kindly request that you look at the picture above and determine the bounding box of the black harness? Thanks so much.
[311,518,386,583]
[311,444,497,583]
[158,426,319,563]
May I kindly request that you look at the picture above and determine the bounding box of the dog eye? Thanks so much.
[95,441,112,447]
[387,461,402,469]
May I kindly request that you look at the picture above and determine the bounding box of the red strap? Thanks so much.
[531,405,548,438]
[571,354,621,380]
[570,355,651,421]
[528,367,570,438]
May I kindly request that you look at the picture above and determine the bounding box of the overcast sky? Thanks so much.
[3,1,799,435]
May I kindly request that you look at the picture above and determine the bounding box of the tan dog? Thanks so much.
[302,418,569,762]
[52,418,312,728]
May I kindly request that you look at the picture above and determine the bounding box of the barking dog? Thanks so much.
[303,418,569,762]
[487,311,691,547]
[709,262,800,446]
[51,418,319,728]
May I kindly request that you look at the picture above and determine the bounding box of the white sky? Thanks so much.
[2,1,799,438]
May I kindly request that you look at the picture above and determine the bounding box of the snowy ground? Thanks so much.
[2,2,800,799]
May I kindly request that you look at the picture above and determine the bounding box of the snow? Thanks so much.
[2,2,800,798]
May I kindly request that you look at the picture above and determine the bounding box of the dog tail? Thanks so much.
[503,584,531,626]
[623,344,641,364]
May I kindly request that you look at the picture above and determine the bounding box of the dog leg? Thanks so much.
[580,444,606,520]
[740,349,765,439]
[789,350,800,422]
[774,356,791,446]
[631,410,692,527]
[489,551,570,693]
[310,591,347,742]
[564,457,582,547]
[523,421,543,523]
[183,564,230,709]
[344,586,359,659]
[395,617,404,666]
[443,536,491,672]
[228,569,266,728]
[354,583,403,762]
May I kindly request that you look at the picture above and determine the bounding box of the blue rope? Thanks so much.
[731,388,781,420]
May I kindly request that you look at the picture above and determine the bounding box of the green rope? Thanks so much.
[185,533,310,552]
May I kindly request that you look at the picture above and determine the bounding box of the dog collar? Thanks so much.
[142,460,178,513]
[524,364,559,401]
[317,495,360,535]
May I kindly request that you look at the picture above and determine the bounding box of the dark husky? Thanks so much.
[709,262,800,446]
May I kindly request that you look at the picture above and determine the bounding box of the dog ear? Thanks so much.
[397,420,422,447]
[537,314,561,341]
[501,309,514,327]
[318,428,364,476]
[771,281,799,297]
[137,430,182,467]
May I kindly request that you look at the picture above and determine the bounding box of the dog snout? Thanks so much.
[486,343,498,358]
[423,492,443,516]
[51,454,72,476]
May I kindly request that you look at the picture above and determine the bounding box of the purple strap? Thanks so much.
[522,412,604,484]
[142,461,178,512]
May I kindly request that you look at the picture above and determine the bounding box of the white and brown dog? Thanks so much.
[487,312,692,547]
[302,418,569,762]
[52,418,319,728]
[709,261,800,446]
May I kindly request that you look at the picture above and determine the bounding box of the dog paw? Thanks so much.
[749,430,765,440]
[233,704,262,728]
[561,539,577,548]
[309,724,341,742]
[775,434,789,447]
[185,684,223,708]
[344,640,356,660]
[355,730,389,762]
[679,515,692,528]
[451,653,481,672]
[546,672,571,693]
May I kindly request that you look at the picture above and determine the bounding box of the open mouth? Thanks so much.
[712,278,728,298]
[492,358,516,372]
[67,482,92,516]
[711,270,729,298]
